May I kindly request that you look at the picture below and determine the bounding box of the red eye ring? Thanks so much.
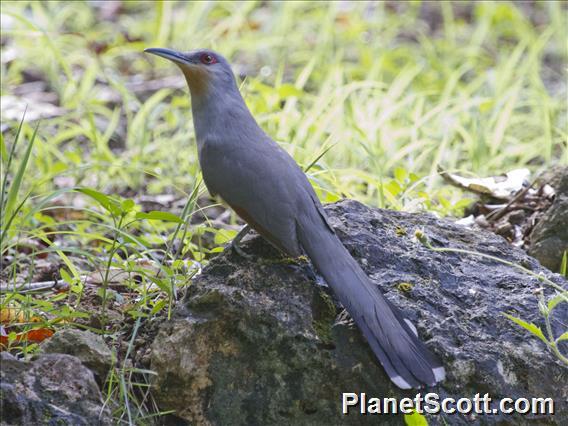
[200,53,217,65]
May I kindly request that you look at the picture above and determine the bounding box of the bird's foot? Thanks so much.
[299,257,328,287]
[230,225,254,260]
[231,239,254,259]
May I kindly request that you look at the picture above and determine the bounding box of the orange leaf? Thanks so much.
[0,328,54,349]
[24,328,54,343]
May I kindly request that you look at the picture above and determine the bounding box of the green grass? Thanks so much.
[2,2,566,208]
[1,1,567,423]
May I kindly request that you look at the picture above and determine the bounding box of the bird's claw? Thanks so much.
[229,224,254,260]
[231,240,254,259]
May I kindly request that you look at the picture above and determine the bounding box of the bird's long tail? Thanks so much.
[296,210,445,389]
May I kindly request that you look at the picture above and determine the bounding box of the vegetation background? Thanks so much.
[1,1,566,422]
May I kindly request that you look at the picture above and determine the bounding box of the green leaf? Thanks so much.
[479,99,494,112]
[50,292,68,302]
[503,313,548,344]
[77,188,121,216]
[119,231,152,249]
[135,211,183,223]
[404,410,428,426]
[560,251,567,278]
[394,167,408,182]
[127,309,148,319]
[172,259,185,270]
[214,228,237,245]
[147,276,171,295]
[1,113,25,215]
[64,150,82,165]
[121,199,135,212]
[547,293,567,312]
[59,268,73,284]
[438,195,451,210]
[453,198,473,210]
[409,173,420,183]
[303,143,336,172]
[0,133,7,163]
[556,331,568,342]
[384,180,402,197]
[150,299,167,315]
[277,84,303,98]
[4,121,39,222]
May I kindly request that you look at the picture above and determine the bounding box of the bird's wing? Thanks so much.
[199,138,310,257]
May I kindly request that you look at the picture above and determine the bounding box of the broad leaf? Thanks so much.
[135,211,183,223]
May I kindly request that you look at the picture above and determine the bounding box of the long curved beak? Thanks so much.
[144,48,190,66]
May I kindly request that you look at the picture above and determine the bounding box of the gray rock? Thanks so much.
[529,167,568,272]
[150,200,567,425]
[0,352,112,425]
[41,328,114,385]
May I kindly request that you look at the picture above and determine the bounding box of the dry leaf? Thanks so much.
[440,167,530,200]
[0,327,54,348]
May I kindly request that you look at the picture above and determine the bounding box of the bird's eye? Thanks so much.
[200,54,216,65]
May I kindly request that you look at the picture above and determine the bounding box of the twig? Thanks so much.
[486,180,535,222]
[0,280,69,294]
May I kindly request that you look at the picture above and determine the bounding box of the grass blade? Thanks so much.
[0,111,26,216]
[2,120,39,232]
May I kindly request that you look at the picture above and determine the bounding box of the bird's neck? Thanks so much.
[190,83,263,152]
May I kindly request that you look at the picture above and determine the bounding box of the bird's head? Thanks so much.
[144,48,235,98]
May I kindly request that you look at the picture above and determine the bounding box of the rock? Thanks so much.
[529,167,568,272]
[0,352,112,425]
[150,200,567,425]
[41,328,114,385]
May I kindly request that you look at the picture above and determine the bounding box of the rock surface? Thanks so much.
[40,327,114,385]
[0,352,112,425]
[529,167,568,272]
[150,200,567,425]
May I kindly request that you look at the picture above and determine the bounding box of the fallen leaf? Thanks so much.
[439,167,530,200]
[0,307,26,324]
[0,327,54,348]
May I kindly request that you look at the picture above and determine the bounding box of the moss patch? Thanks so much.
[396,282,414,293]
[311,290,337,345]
[395,226,407,236]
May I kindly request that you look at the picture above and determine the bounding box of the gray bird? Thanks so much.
[144,47,445,389]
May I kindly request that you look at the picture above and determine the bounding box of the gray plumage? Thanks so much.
[145,47,445,389]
